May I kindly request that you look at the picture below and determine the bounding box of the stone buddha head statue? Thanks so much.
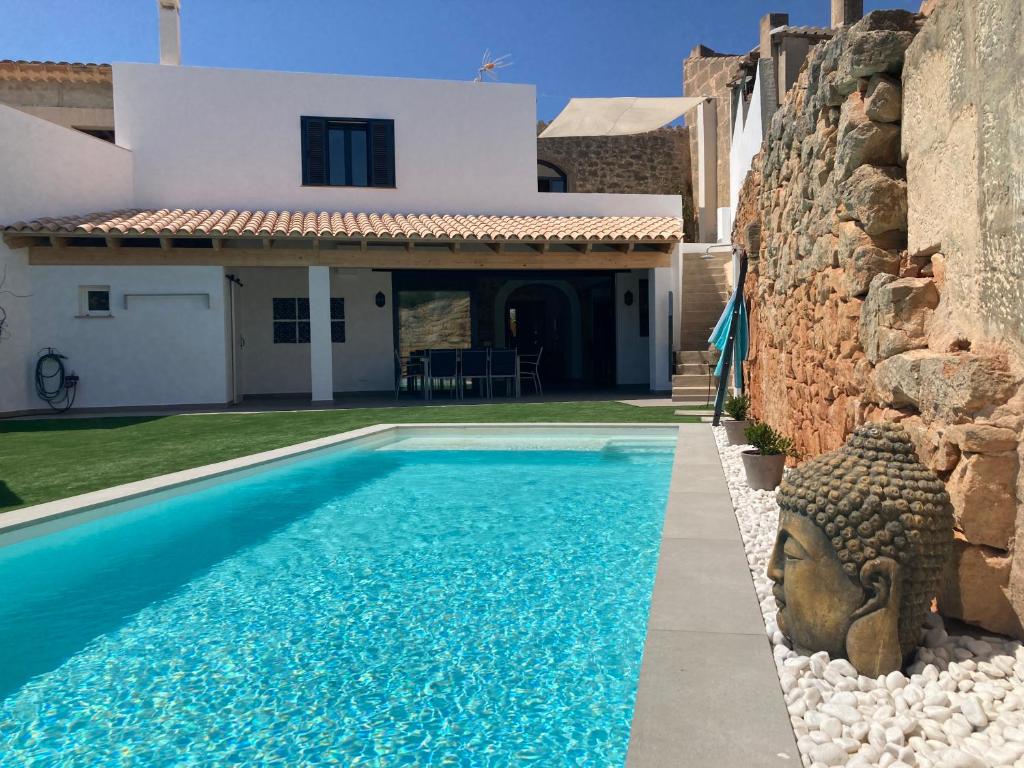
[767,422,953,676]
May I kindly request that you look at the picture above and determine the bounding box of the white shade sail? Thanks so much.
[538,97,707,138]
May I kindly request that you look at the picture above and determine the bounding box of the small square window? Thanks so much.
[330,298,345,320]
[273,321,297,344]
[273,298,296,320]
[331,321,346,343]
[80,286,111,317]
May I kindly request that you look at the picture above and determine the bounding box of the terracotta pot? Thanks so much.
[741,450,786,490]
[723,419,751,445]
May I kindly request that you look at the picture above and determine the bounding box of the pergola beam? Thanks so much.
[29,244,672,270]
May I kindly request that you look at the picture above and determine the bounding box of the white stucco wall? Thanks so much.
[28,266,230,408]
[330,268,393,392]
[729,70,764,215]
[0,104,134,414]
[614,271,651,386]
[235,267,394,396]
[112,63,683,220]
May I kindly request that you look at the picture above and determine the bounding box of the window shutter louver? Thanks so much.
[302,117,328,185]
[369,120,395,187]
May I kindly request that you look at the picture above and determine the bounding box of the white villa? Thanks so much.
[0,3,687,416]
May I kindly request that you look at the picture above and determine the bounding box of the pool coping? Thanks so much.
[0,422,681,537]
[625,423,799,767]
[2,421,798,765]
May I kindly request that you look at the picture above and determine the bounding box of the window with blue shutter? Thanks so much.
[301,116,395,188]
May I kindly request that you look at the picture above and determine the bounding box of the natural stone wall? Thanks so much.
[682,47,744,215]
[536,126,694,239]
[736,5,1024,637]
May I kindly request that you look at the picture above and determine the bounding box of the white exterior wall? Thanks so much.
[29,266,229,408]
[235,267,394,396]
[614,271,651,386]
[112,63,682,220]
[728,70,764,215]
[0,105,134,414]
[329,268,393,392]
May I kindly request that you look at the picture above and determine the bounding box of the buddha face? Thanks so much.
[767,509,866,658]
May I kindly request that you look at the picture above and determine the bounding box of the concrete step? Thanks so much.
[674,362,709,375]
[672,387,713,403]
[675,350,712,364]
[672,373,714,387]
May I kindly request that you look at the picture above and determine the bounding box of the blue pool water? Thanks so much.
[0,428,675,766]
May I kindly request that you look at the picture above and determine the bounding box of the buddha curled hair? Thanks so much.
[777,422,953,654]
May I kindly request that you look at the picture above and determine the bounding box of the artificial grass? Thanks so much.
[0,400,697,513]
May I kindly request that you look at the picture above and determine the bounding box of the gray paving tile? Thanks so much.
[665,465,730,495]
[647,538,765,635]
[626,630,798,768]
[662,491,741,541]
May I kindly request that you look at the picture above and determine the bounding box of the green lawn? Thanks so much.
[0,400,697,513]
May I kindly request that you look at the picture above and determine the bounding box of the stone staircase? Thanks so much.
[673,251,731,404]
[672,350,718,404]
[678,251,732,351]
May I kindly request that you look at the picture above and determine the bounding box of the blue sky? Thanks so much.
[2,0,916,120]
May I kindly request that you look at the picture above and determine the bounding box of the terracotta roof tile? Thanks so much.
[4,208,683,243]
[0,60,112,84]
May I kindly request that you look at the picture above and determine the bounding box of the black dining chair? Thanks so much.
[426,349,458,399]
[394,349,424,399]
[459,349,488,399]
[489,349,519,398]
[518,346,543,396]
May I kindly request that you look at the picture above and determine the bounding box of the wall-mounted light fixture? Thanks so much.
[375,291,387,308]
[624,290,634,307]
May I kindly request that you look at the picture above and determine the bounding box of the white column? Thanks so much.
[648,266,674,392]
[696,98,719,244]
[307,266,333,401]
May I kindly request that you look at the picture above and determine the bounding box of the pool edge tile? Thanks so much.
[626,423,798,767]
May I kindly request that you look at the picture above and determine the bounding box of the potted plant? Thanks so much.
[722,393,751,445]
[741,421,796,491]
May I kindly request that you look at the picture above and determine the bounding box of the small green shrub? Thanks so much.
[744,421,796,457]
[723,393,750,421]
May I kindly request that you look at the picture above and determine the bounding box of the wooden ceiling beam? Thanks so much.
[29,245,670,270]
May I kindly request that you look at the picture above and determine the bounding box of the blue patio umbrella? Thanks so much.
[708,288,748,390]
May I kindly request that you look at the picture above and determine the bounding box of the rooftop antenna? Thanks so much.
[475,49,512,82]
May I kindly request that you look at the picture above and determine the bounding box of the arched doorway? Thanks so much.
[537,160,569,193]
[502,283,578,387]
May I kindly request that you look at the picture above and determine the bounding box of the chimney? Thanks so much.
[759,13,789,59]
[831,0,863,27]
[158,0,181,65]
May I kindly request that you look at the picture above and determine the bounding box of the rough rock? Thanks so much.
[835,120,902,180]
[837,165,908,234]
[860,274,939,362]
[939,538,1023,637]
[864,74,902,123]
[947,452,1019,549]
[835,28,916,91]
[945,423,1020,454]
[871,350,1019,420]
[843,246,903,298]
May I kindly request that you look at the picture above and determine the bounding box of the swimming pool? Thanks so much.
[0,426,676,766]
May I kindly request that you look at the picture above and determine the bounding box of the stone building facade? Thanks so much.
[537,125,694,240]
[734,3,1024,637]
[682,46,746,232]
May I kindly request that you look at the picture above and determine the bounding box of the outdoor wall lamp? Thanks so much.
[624,290,634,306]
[375,291,387,308]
